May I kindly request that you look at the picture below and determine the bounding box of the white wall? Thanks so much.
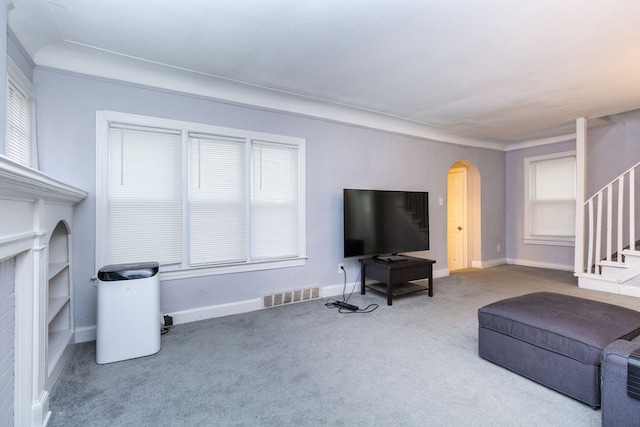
[33,67,506,331]
[586,109,640,196]
[7,31,33,82]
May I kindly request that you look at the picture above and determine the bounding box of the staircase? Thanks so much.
[576,161,640,297]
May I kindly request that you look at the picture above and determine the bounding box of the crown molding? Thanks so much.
[34,43,510,151]
[503,133,577,151]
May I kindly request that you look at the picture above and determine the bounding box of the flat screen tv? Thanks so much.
[343,189,429,259]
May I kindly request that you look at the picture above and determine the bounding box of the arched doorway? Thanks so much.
[447,160,481,271]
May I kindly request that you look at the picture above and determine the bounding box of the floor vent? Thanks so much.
[263,286,321,308]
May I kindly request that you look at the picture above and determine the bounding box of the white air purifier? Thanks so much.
[96,262,161,364]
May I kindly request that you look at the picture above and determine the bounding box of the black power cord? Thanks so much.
[324,300,379,314]
[325,265,378,314]
[162,315,173,335]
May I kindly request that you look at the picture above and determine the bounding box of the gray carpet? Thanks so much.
[48,265,640,426]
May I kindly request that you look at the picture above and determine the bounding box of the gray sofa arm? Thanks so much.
[601,338,640,427]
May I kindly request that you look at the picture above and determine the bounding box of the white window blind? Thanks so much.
[98,111,306,277]
[252,142,300,260]
[107,124,183,265]
[189,134,247,265]
[528,154,576,238]
[6,79,32,166]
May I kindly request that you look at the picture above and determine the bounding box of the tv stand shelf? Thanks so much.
[360,256,435,305]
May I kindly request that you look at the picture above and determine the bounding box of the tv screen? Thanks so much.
[343,189,429,258]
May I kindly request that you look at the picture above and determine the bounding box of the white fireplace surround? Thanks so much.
[0,156,86,426]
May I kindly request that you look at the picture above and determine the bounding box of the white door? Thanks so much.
[448,167,468,271]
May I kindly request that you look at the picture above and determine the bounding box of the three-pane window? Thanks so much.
[97,112,306,277]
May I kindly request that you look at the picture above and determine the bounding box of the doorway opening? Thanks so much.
[447,160,481,271]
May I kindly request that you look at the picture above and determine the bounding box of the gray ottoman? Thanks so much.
[478,292,640,407]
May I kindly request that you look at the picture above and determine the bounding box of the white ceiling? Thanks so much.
[8,0,640,149]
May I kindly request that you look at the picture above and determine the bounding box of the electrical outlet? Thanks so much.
[497,244,501,252]
[163,315,173,326]
[338,263,345,274]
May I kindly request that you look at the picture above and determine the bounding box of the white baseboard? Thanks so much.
[74,268,453,343]
[76,282,347,343]
[473,258,507,268]
[170,298,263,325]
[323,282,357,299]
[74,298,265,343]
[506,258,573,272]
[434,267,450,278]
[74,326,96,344]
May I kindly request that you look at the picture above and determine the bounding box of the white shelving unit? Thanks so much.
[0,155,87,426]
[46,221,74,387]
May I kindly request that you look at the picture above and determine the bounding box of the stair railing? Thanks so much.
[581,160,640,275]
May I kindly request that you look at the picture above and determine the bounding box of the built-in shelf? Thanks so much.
[48,261,69,280]
[48,266,69,298]
[0,155,87,425]
[47,328,73,376]
[46,221,73,389]
[47,297,70,324]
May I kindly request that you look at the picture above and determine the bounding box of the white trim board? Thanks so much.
[506,258,574,272]
[75,269,451,343]
[472,258,507,269]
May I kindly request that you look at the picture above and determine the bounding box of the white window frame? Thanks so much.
[96,111,306,280]
[5,58,37,168]
[524,150,576,246]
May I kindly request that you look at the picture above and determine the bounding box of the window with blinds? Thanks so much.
[524,151,576,245]
[5,60,35,167]
[189,133,247,265]
[108,124,183,266]
[252,142,300,260]
[96,111,306,276]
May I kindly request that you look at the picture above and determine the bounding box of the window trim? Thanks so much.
[523,150,576,247]
[5,58,37,168]
[96,111,306,279]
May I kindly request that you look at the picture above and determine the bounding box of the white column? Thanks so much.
[574,118,587,274]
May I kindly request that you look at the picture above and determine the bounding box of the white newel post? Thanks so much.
[574,117,587,275]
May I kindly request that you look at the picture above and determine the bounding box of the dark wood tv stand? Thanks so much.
[360,256,435,305]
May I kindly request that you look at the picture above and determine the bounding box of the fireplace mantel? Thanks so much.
[0,156,86,204]
[0,155,86,426]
